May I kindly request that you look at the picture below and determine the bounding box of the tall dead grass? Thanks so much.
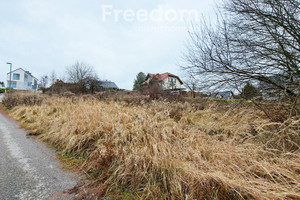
[8,95,300,199]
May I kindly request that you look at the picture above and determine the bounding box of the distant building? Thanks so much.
[143,72,183,90]
[210,91,234,99]
[100,81,119,90]
[259,76,299,101]
[7,68,38,91]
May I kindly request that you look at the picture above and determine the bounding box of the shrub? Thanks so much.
[141,84,163,99]
[61,91,75,98]
[2,92,44,109]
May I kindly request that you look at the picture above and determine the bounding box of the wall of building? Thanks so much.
[7,69,38,90]
[161,77,182,90]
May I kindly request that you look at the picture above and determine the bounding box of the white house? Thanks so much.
[7,68,38,91]
[210,91,234,99]
[143,73,183,90]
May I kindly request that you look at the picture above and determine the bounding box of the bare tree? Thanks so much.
[49,70,57,86]
[66,61,96,83]
[65,61,101,93]
[39,75,49,88]
[181,0,300,100]
[183,74,199,98]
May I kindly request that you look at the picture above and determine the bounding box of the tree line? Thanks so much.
[39,61,104,94]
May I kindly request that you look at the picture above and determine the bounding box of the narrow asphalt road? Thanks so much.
[0,111,79,200]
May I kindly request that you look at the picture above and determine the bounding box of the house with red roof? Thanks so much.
[143,72,183,91]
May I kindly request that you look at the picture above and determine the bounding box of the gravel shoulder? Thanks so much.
[0,111,79,200]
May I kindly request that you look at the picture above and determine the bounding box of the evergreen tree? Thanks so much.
[241,83,260,100]
[133,72,146,91]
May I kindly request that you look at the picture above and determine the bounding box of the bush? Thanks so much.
[61,91,75,98]
[2,92,44,109]
[0,89,5,93]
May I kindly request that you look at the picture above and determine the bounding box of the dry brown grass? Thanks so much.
[7,94,300,200]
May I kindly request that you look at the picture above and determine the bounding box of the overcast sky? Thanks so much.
[0,0,218,90]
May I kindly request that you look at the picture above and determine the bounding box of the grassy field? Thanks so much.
[2,92,300,199]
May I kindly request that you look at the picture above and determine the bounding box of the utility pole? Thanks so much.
[6,62,12,88]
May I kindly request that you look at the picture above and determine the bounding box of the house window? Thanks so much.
[13,73,20,80]
[24,74,28,81]
[32,79,37,90]
[27,82,32,87]
[168,77,176,89]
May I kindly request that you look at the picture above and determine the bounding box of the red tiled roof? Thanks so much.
[145,73,183,84]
